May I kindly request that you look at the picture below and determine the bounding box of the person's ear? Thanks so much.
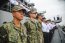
[12,12,16,17]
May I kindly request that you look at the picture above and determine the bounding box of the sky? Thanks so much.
[28,0,65,25]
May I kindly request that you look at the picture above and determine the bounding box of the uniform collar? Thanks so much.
[28,18,37,24]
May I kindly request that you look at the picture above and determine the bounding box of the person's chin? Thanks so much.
[21,18,23,20]
[20,17,23,20]
[18,18,23,21]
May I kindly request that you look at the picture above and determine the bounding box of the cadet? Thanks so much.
[37,13,44,43]
[0,5,27,43]
[24,8,39,43]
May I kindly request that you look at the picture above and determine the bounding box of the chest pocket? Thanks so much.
[9,29,19,42]
[30,23,36,30]
[28,21,38,35]
[6,23,19,43]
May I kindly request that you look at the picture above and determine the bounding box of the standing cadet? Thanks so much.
[37,13,44,43]
[24,8,39,43]
[0,5,27,43]
[42,18,50,43]
[46,20,52,43]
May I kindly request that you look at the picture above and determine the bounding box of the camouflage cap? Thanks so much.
[36,13,44,19]
[28,8,37,13]
[37,13,44,16]
[12,5,26,12]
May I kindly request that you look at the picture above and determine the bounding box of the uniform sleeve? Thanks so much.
[24,21,31,43]
[24,22,30,29]
[0,25,8,43]
[24,22,30,34]
[22,24,27,43]
[37,22,41,31]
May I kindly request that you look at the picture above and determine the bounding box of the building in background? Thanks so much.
[0,0,36,26]
[0,0,35,12]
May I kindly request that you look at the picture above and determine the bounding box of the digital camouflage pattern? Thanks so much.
[0,21,27,43]
[37,20,44,43]
[24,18,40,43]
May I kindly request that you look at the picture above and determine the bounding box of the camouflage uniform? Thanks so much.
[37,20,44,43]
[24,18,39,43]
[0,21,27,43]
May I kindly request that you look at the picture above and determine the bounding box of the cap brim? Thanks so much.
[42,17,46,19]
